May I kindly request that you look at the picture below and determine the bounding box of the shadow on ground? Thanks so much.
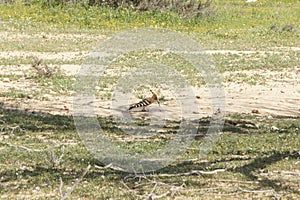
[1,107,299,195]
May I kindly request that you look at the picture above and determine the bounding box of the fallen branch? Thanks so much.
[236,187,275,194]
[235,187,281,199]
[0,142,43,152]
[143,181,184,200]
[182,186,235,193]
[145,182,159,200]
[0,125,25,135]
[126,169,226,179]
[145,190,171,200]
[60,164,91,200]
[120,180,145,199]
[142,185,280,198]
[49,146,65,167]
[272,170,300,176]
[59,177,63,198]
[9,125,24,134]
[95,163,126,171]
[215,179,260,184]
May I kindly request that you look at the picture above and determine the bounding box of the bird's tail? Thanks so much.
[128,99,151,110]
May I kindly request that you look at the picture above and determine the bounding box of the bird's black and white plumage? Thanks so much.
[129,90,159,111]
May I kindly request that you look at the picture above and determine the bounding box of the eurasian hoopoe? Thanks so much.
[129,90,160,111]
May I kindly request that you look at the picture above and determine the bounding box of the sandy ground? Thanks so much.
[0,37,299,120]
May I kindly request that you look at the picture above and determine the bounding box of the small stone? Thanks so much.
[2,78,10,83]
[18,77,26,82]
[49,90,57,95]
[271,126,279,131]
[42,94,51,99]
[196,95,201,99]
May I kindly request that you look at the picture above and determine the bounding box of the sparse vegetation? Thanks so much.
[89,0,214,18]
[31,59,58,78]
[0,0,299,199]
[0,110,299,199]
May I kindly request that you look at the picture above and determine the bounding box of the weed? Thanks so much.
[31,58,54,78]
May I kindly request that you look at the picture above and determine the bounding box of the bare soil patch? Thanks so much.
[0,33,299,119]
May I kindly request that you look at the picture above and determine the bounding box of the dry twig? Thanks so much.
[0,142,43,152]
[9,125,23,134]
[60,164,91,200]
[49,146,65,167]
[235,187,281,199]
[215,179,260,184]
[144,182,184,200]
[95,163,126,171]
[145,190,171,200]
[125,168,226,180]
[31,58,56,78]
[59,177,64,198]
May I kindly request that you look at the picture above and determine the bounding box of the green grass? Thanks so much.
[214,51,300,72]
[0,35,99,52]
[0,0,299,199]
[0,0,299,50]
[0,88,31,99]
[0,57,84,66]
[0,72,74,100]
[0,0,298,81]
[0,109,299,199]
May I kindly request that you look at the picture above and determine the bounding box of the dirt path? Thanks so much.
[0,45,299,119]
